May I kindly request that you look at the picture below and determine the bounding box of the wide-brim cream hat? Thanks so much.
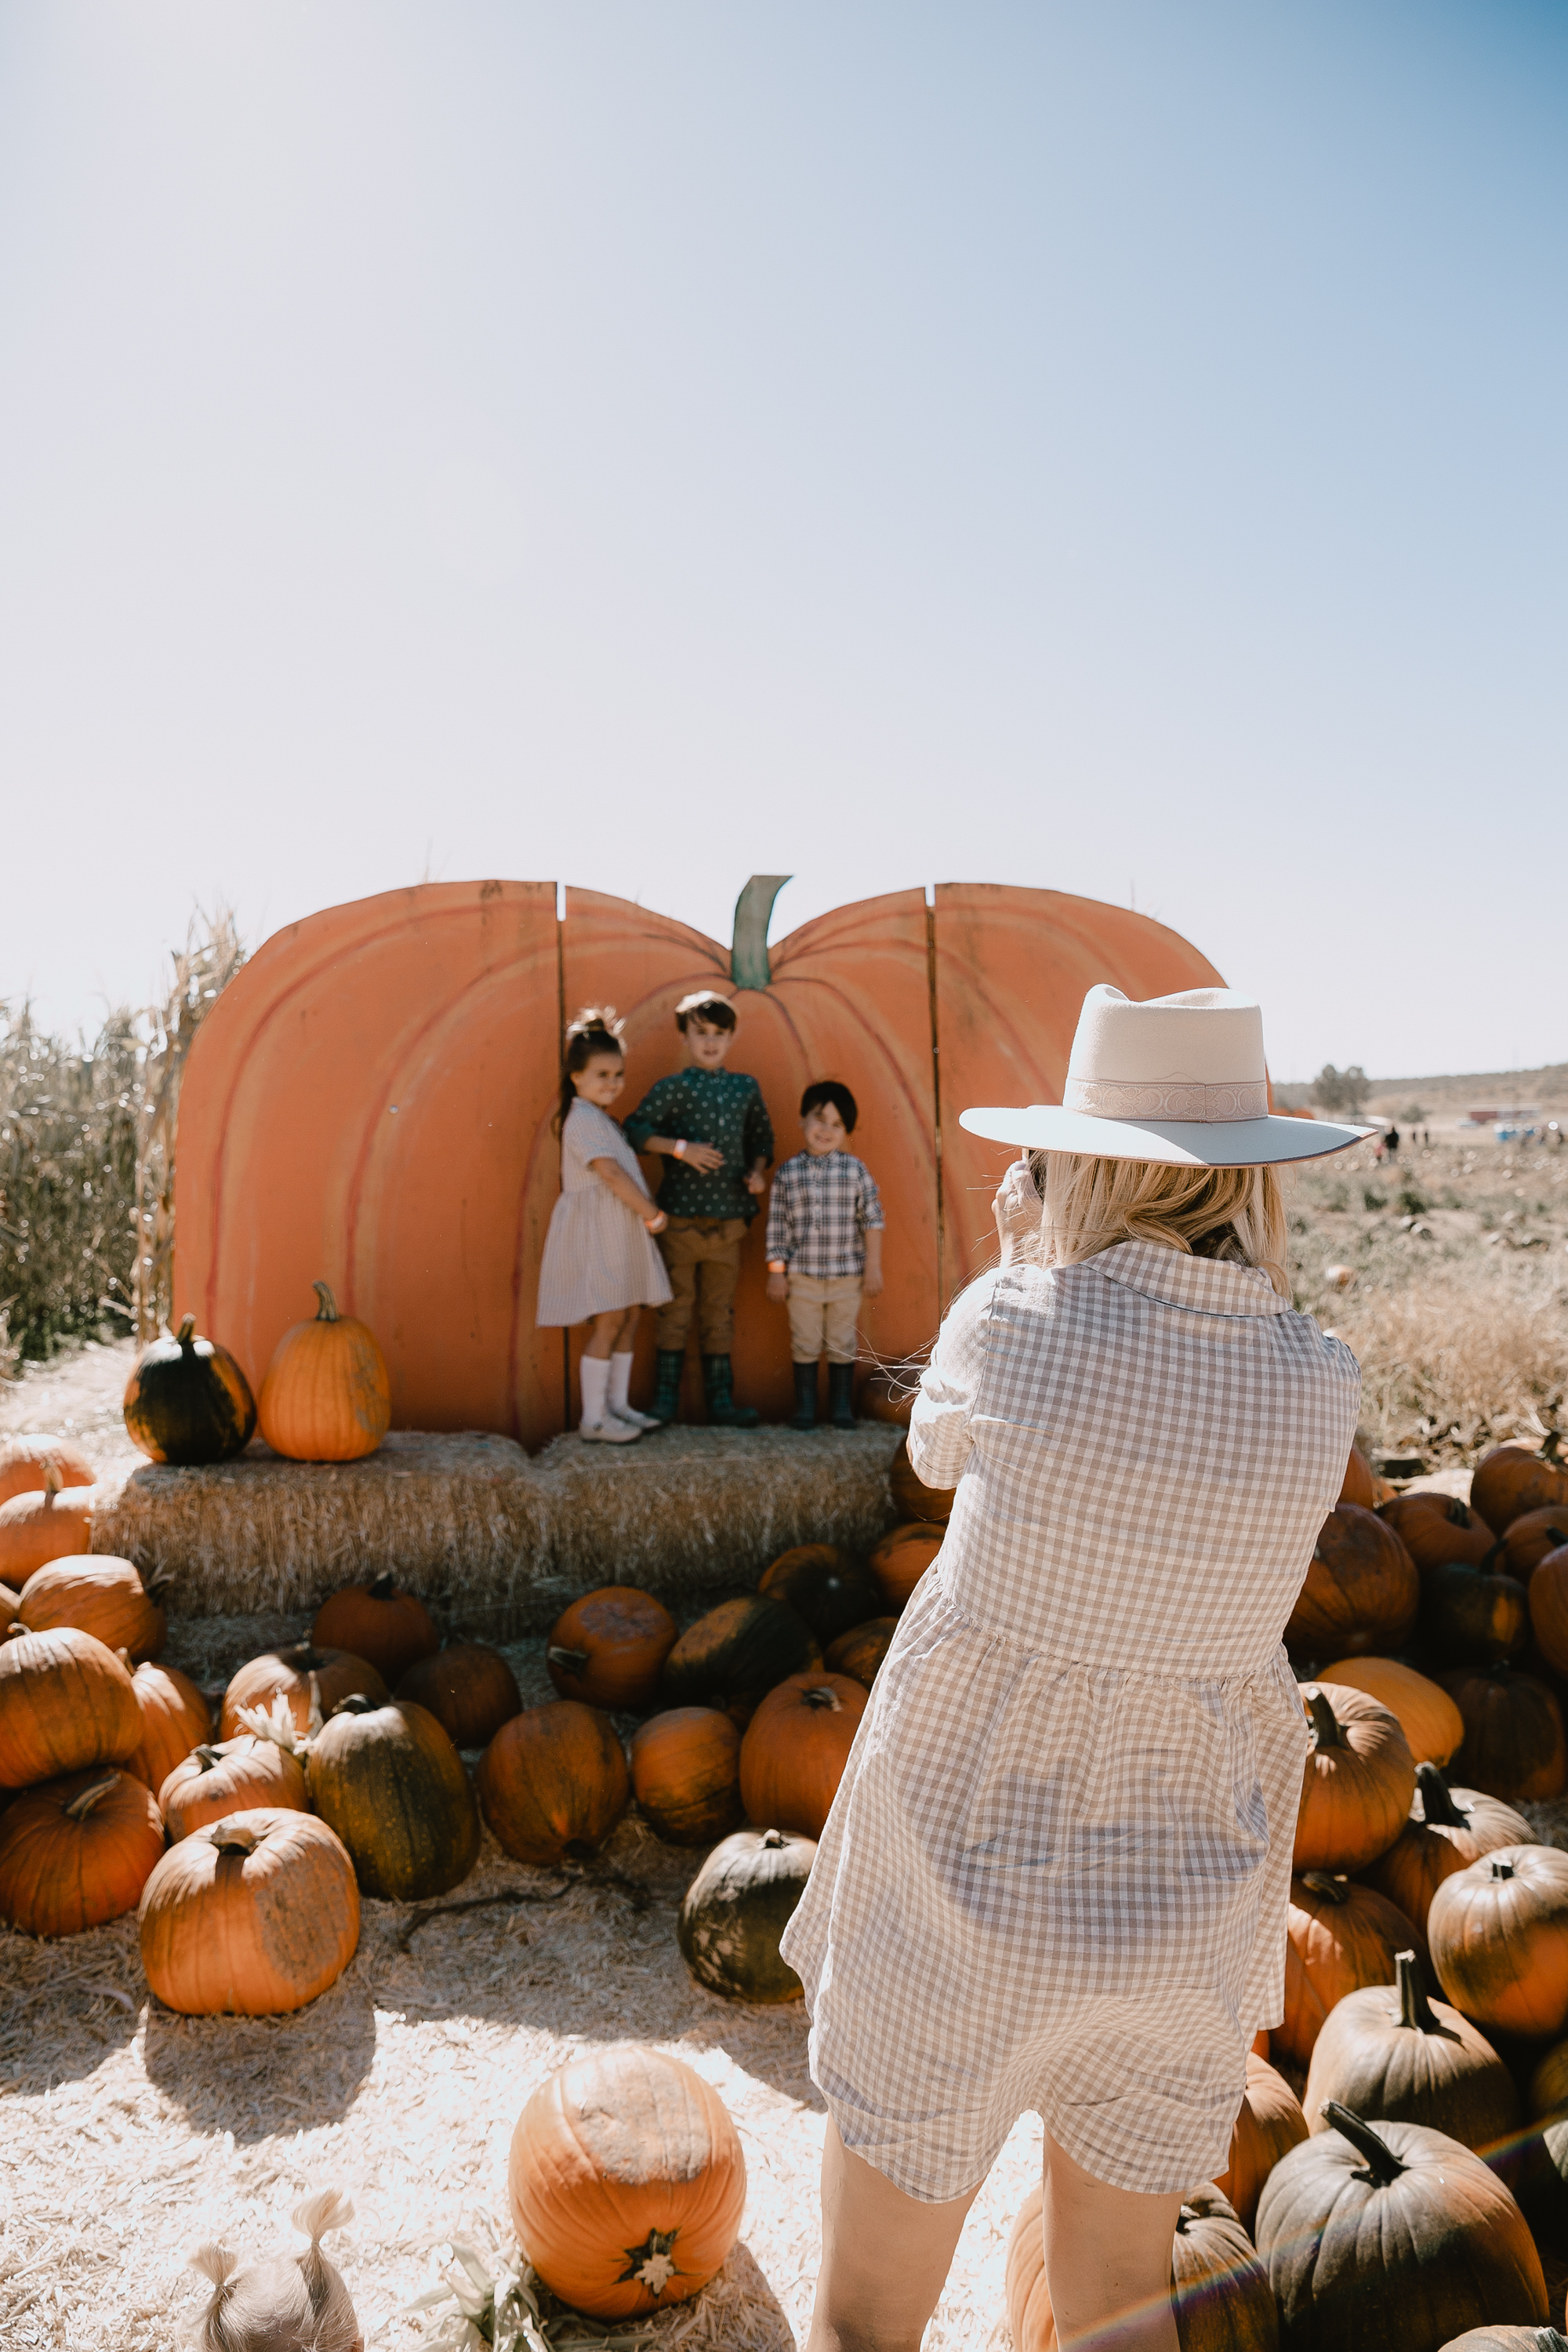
[960,985,1374,1168]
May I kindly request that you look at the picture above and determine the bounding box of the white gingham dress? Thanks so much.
[535,1100,673,1327]
[780,1240,1359,2200]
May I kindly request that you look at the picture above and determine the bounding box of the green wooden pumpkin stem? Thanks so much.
[64,1773,119,1821]
[1394,1950,1440,2034]
[1321,2101,1406,2185]
[1305,1688,1348,1750]
[1414,1762,1470,1829]
[176,1314,197,1344]
[1301,1871,1350,1904]
[313,1279,340,1323]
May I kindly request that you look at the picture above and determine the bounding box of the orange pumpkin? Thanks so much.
[1439,1665,1567,1802]
[508,2044,746,2321]
[16,1556,166,1662]
[122,1315,256,1465]
[757,1547,882,1643]
[1378,1492,1494,1572]
[0,1766,164,1935]
[888,1439,953,1527]
[139,1808,360,2013]
[0,1579,18,1624]
[1216,2052,1309,2230]
[1317,1657,1463,1766]
[395,1639,521,1750]
[739,1671,867,1839]
[630,1707,743,1845]
[1276,1871,1429,2069]
[1527,2039,1568,2122]
[0,1626,141,1788]
[869,1522,943,1611]
[477,1700,630,1865]
[1428,1845,1568,2039]
[159,1733,310,1840]
[1472,1443,1568,1536]
[0,1468,94,1585]
[1340,1443,1378,1509]
[1303,1948,1519,2157]
[546,1586,678,1714]
[257,1279,390,1462]
[311,1572,439,1685]
[823,1616,898,1690]
[219,1642,388,1739]
[1527,1545,1568,1675]
[0,1435,95,1509]
[1367,1764,1532,1933]
[123,1658,211,1793]
[1294,1682,1415,1872]
[1491,1506,1568,1588]
[1005,2183,1276,2351]
[1285,1504,1418,1660]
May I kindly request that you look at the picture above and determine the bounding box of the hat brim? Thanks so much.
[957,1104,1374,1167]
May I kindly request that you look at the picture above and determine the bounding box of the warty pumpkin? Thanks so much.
[122,1316,256,1465]
[311,1572,439,1686]
[1380,1493,1495,1573]
[888,1437,953,1527]
[676,1826,815,2002]
[546,1586,678,1714]
[1490,1507,1568,1588]
[1256,2103,1545,2351]
[657,1596,820,1724]
[219,1642,389,1739]
[869,1522,943,1612]
[1471,1442,1568,1537]
[0,1434,96,1509]
[1367,1763,1532,1932]
[1276,1871,1429,2070]
[307,1695,479,1900]
[396,1639,521,1750]
[257,1279,391,1462]
[507,2043,746,2321]
[1285,1504,1419,1661]
[159,1731,310,1840]
[1438,1665,1567,1802]
[1421,1559,1530,1668]
[823,1616,898,1690]
[122,1657,211,1794]
[0,1467,94,1584]
[1303,1950,1520,2155]
[1294,1682,1415,1872]
[0,1766,165,1936]
[139,1807,360,2014]
[1006,2182,1279,2352]
[0,1626,141,1788]
[757,1546,883,1643]
[1428,1845,1568,2039]
[739,1671,866,1840]
[477,1699,629,1865]
[1317,1657,1464,1766]
[16,1555,167,1662]
[1215,2051,1308,2230]
[630,1707,743,1845]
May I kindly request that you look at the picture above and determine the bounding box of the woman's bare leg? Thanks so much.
[1040,2132,1181,2351]
[804,2120,979,2352]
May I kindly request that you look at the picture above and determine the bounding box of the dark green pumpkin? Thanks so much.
[1421,1562,1529,1668]
[123,1316,256,1465]
[658,1597,820,1722]
[677,1826,815,2002]
[1255,2103,1547,2351]
[757,1547,883,1644]
[307,1694,480,1899]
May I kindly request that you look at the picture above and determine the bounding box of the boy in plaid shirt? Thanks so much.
[764,1080,884,1430]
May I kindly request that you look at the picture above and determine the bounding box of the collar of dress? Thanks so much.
[1088,1238,1289,1318]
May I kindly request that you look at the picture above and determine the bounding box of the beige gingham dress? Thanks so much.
[779,1240,1359,2201]
[535,1099,673,1327]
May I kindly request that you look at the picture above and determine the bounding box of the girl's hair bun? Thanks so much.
[567,1004,624,1042]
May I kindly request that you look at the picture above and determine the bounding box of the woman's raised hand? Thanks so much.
[993,1156,1042,1266]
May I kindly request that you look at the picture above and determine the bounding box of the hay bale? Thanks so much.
[91,1424,904,1631]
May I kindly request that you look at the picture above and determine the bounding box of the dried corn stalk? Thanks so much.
[130,906,245,1342]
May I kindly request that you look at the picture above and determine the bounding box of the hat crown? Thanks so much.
[1066,986,1267,1091]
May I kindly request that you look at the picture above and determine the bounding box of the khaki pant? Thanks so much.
[786,1272,863,1365]
[655,1217,748,1352]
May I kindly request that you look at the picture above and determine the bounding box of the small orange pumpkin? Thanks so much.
[0,1435,96,1509]
[869,1522,942,1611]
[508,2045,746,2321]
[1216,2053,1308,2230]
[1527,1545,1568,1675]
[0,1468,94,1585]
[1378,1491,1495,1572]
[1472,1442,1568,1537]
[1294,1682,1415,1872]
[257,1279,391,1462]
[1285,1504,1419,1660]
[477,1700,630,1865]
[889,1438,953,1526]
[1316,1657,1463,1766]
[16,1555,166,1661]
[219,1642,388,1739]
[630,1707,743,1845]
[139,1807,360,2013]
[1490,1505,1568,1588]
[1366,1763,1532,1933]
[0,1626,141,1788]
[0,1766,165,1935]
[546,1586,678,1714]
[823,1616,898,1690]
[1428,1845,1568,2039]
[739,1671,866,1839]
[396,1639,521,1749]
[122,1657,211,1793]
[311,1572,439,1685]
[1439,1665,1568,1802]
[159,1731,310,1840]
[1303,1947,1520,2157]
[1339,1443,1378,1509]
[1276,1871,1429,2069]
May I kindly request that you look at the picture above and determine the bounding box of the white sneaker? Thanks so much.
[610,1403,661,1431]
[580,1416,641,1444]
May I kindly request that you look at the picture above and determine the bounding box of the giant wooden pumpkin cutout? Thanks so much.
[175,878,1221,1441]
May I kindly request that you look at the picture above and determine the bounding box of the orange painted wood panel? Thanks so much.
[931,885,1225,1304]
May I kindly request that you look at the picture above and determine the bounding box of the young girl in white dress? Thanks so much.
[536,1009,673,1443]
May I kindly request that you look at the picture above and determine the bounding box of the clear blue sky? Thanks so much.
[2,0,1564,1080]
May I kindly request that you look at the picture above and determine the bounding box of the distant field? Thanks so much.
[1276,1060,1568,1123]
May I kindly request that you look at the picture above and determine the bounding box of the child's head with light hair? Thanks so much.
[187,2190,361,2352]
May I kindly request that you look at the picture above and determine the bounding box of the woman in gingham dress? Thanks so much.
[781,986,1369,2352]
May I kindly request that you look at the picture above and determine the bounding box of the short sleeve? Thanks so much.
[622,1076,673,1154]
[907,1275,996,1490]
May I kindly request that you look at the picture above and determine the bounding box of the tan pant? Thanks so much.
[786,1272,863,1365]
[655,1218,748,1352]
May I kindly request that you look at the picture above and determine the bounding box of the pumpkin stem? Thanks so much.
[1320,2101,1406,2185]
[546,1646,590,1674]
[760,1829,786,1848]
[1394,1950,1441,2034]
[42,1464,60,1501]
[1493,1857,1517,1880]
[331,1693,377,1717]
[209,1820,262,1857]
[1414,1762,1471,1830]
[192,1744,224,1772]
[64,1773,120,1820]
[800,1685,844,1712]
[1301,1871,1351,1905]
[313,1280,340,1323]
[1304,1687,1348,1751]
[1174,2206,1200,2234]
[368,1571,397,1601]
[1534,2331,1568,2352]
[176,1315,197,1345]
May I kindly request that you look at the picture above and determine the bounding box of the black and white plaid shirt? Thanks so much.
[764,1150,884,1279]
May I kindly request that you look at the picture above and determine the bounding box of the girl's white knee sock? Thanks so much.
[579,1355,610,1429]
[608,1352,635,1417]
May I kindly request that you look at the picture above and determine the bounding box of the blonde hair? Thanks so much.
[187,2190,359,2352]
[1029,1151,1290,1297]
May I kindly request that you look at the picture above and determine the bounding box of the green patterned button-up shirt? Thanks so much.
[623,1068,775,1223]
